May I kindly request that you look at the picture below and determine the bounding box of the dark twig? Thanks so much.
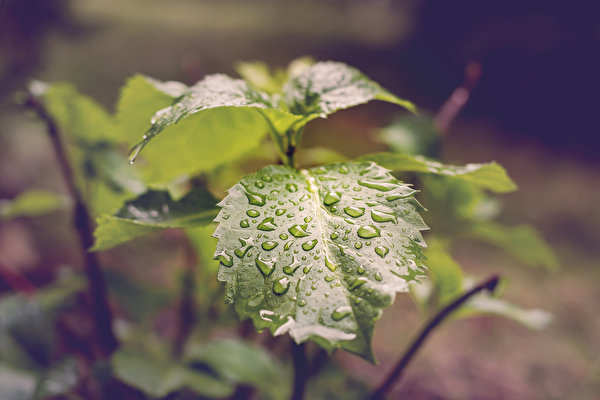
[434,60,482,134]
[172,240,197,359]
[24,92,118,356]
[370,274,500,399]
[291,342,309,400]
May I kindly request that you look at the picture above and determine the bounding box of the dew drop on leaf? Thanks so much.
[374,272,383,281]
[262,241,279,251]
[279,233,288,240]
[323,191,342,205]
[349,277,368,290]
[358,180,398,192]
[286,183,299,193]
[276,208,286,216]
[273,277,290,295]
[371,209,397,223]
[247,209,260,217]
[302,239,318,251]
[240,219,250,228]
[283,257,302,275]
[215,251,233,267]
[331,306,352,321]
[375,245,389,258]
[256,256,275,277]
[288,224,310,238]
[357,225,381,239]
[344,206,365,218]
[244,188,266,206]
[257,217,277,231]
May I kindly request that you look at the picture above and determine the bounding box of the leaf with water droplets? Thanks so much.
[283,61,416,117]
[212,162,427,361]
[358,152,517,193]
[93,187,218,251]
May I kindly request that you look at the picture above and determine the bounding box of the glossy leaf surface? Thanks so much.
[359,152,517,193]
[93,187,218,250]
[213,162,427,361]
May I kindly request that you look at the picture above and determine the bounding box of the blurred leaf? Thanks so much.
[112,346,233,398]
[283,61,416,116]
[296,146,348,167]
[465,222,559,270]
[423,245,464,309]
[358,152,517,193]
[235,61,288,94]
[0,190,69,220]
[126,74,303,184]
[0,359,76,400]
[376,115,441,157]
[93,186,218,250]
[305,362,370,400]
[184,338,290,400]
[186,224,219,274]
[213,162,427,361]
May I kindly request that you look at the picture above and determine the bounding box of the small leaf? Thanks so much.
[126,74,303,184]
[212,162,427,361]
[358,152,518,193]
[184,338,290,400]
[422,245,464,309]
[0,190,69,220]
[283,61,416,117]
[465,222,559,270]
[112,347,233,398]
[93,186,218,250]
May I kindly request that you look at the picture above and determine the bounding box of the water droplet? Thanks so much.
[262,241,279,251]
[303,265,312,274]
[257,217,277,231]
[283,258,302,275]
[262,174,272,182]
[325,256,338,272]
[299,299,307,307]
[354,242,362,249]
[330,206,338,213]
[260,309,274,321]
[128,141,146,164]
[304,216,313,223]
[375,245,389,258]
[323,191,342,205]
[344,206,365,218]
[288,224,310,238]
[247,209,260,217]
[349,277,368,290]
[331,306,352,321]
[276,208,286,216]
[330,232,339,240]
[302,239,318,251]
[256,256,275,277]
[358,225,381,239]
[215,251,233,267]
[324,275,335,282]
[371,209,397,223]
[374,272,383,281]
[357,265,366,274]
[284,241,293,250]
[286,183,298,193]
[299,194,310,202]
[244,187,266,206]
[273,277,290,295]
[234,238,253,258]
[338,165,350,174]
[358,180,398,192]
[255,181,265,189]
[279,233,288,240]
[240,219,250,228]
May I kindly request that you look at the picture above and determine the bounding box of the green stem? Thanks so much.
[370,274,500,399]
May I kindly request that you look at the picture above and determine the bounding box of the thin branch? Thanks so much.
[434,61,482,135]
[291,342,309,400]
[24,92,118,356]
[172,240,197,359]
[370,274,500,399]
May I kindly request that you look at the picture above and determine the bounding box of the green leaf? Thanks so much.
[126,74,303,184]
[0,190,69,220]
[112,347,233,398]
[212,162,427,361]
[465,222,559,270]
[92,186,218,251]
[184,338,290,400]
[282,61,416,116]
[0,359,77,400]
[358,152,517,193]
[376,115,441,157]
[422,245,464,309]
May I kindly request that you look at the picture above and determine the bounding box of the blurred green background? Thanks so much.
[1,0,598,399]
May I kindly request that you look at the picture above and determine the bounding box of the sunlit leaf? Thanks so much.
[213,162,427,361]
[0,190,69,220]
[93,186,218,251]
[358,152,517,193]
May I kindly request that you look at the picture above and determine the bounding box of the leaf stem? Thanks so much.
[291,341,309,400]
[370,274,500,399]
[24,91,118,357]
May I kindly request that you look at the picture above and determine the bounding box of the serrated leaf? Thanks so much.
[212,162,427,361]
[112,347,233,398]
[465,222,559,270]
[0,190,69,220]
[184,338,290,400]
[358,152,517,193]
[282,61,416,116]
[127,74,303,184]
[93,186,218,250]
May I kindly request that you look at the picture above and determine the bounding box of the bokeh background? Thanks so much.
[1,0,598,399]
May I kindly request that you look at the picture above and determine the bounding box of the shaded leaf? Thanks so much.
[0,190,69,220]
[93,186,218,251]
[376,115,441,157]
[422,245,464,310]
[283,61,416,116]
[185,338,290,400]
[213,162,427,361]
[0,359,77,400]
[358,152,517,193]
[465,222,559,270]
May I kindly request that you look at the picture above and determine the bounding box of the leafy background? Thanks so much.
[1,0,598,399]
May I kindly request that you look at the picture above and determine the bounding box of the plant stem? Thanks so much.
[24,92,118,357]
[370,274,499,399]
[291,342,309,400]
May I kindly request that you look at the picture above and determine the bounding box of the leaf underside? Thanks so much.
[212,162,427,361]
